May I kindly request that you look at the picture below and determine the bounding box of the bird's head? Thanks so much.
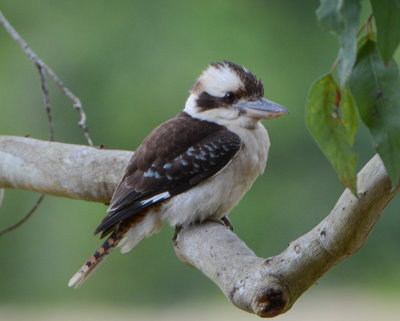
[184,61,288,127]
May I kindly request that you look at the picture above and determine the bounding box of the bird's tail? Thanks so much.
[68,229,125,288]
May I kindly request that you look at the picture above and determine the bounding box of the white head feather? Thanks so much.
[191,62,243,97]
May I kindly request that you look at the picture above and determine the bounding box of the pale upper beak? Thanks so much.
[232,97,288,119]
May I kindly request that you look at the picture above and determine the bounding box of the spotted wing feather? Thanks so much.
[95,112,241,237]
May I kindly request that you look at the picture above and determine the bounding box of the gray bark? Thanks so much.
[0,136,130,203]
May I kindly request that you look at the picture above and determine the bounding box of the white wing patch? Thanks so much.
[143,167,162,178]
[140,191,170,206]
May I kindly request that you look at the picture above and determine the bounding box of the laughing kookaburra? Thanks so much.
[68,61,288,287]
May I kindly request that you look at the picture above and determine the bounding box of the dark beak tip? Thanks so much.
[271,105,289,117]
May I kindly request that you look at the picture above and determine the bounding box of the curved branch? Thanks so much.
[175,153,399,317]
[0,135,398,317]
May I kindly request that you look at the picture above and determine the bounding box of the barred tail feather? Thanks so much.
[68,230,122,288]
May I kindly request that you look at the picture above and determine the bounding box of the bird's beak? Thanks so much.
[232,97,289,119]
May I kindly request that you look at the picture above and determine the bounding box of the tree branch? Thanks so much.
[0,135,398,317]
[0,136,131,203]
[174,153,399,317]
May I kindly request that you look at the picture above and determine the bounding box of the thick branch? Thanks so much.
[0,135,398,317]
[174,154,399,317]
[0,136,131,203]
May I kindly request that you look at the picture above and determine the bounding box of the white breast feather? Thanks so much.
[161,120,270,226]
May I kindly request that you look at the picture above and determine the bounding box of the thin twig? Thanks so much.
[37,65,54,141]
[356,13,374,38]
[329,56,339,74]
[0,194,45,236]
[0,9,93,146]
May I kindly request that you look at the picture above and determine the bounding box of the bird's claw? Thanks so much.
[221,216,234,231]
[173,225,182,245]
[206,216,234,231]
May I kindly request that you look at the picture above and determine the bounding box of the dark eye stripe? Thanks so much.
[196,91,238,109]
[196,91,221,109]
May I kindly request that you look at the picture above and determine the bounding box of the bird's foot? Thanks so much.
[206,216,234,231]
[173,225,182,245]
[221,216,234,231]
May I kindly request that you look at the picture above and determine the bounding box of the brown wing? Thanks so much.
[95,112,241,237]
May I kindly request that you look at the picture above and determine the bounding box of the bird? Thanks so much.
[68,60,288,287]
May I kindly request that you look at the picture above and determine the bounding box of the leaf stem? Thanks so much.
[356,13,374,38]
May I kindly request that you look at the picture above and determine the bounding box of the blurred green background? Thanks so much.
[0,0,399,318]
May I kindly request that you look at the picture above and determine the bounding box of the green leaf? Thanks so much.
[370,0,400,63]
[316,0,361,87]
[349,39,400,188]
[306,74,358,193]
[342,84,358,144]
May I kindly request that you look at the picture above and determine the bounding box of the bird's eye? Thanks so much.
[224,92,237,104]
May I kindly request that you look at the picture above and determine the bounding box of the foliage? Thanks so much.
[306,74,358,193]
[316,0,361,87]
[350,39,400,187]
[370,0,400,63]
[307,0,400,193]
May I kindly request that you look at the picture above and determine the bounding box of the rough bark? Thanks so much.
[0,135,398,317]
[0,136,131,203]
